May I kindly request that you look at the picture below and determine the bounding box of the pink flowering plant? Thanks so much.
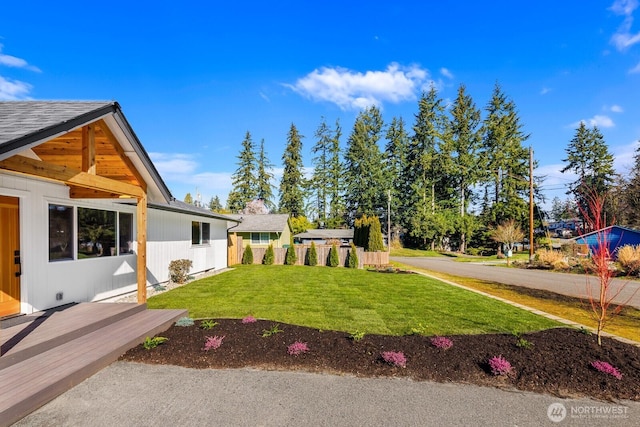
[203,335,225,351]
[381,351,407,368]
[242,315,257,324]
[488,355,512,376]
[430,336,453,350]
[590,361,623,380]
[287,341,309,356]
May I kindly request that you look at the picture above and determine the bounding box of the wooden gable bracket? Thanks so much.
[96,119,147,192]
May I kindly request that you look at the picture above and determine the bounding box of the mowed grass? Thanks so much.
[148,265,560,336]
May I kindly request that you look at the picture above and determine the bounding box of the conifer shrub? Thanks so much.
[354,214,384,251]
[242,245,254,265]
[263,244,275,265]
[328,244,339,267]
[347,242,359,268]
[285,237,297,265]
[307,241,318,266]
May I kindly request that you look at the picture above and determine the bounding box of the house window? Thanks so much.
[49,204,74,261]
[78,207,116,258]
[202,222,210,244]
[251,232,270,245]
[119,212,134,254]
[192,221,211,245]
[192,221,201,245]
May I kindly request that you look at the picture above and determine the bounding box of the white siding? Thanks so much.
[1,172,228,314]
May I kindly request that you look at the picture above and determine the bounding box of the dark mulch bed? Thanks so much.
[120,320,640,402]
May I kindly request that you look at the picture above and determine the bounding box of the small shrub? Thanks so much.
[307,241,318,266]
[242,245,254,264]
[242,315,257,324]
[175,317,195,327]
[590,360,623,380]
[578,326,592,335]
[430,336,453,350]
[488,355,512,376]
[143,336,168,350]
[515,337,534,349]
[168,259,193,284]
[534,249,568,270]
[203,335,225,351]
[617,244,640,275]
[285,238,297,265]
[349,330,365,342]
[200,319,218,330]
[263,244,275,265]
[381,351,407,368]
[287,341,309,355]
[262,323,284,337]
[347,242,359,268]
[328,244,339,267]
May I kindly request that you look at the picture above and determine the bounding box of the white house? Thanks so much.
[0,101,237,317]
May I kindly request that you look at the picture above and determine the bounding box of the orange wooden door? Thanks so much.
[0,195,20,317]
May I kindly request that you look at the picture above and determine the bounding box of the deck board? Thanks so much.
[0,303,186,427]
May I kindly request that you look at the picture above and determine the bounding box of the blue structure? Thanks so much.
[573,226,640,259]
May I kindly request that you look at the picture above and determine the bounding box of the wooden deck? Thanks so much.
[0,302,187,427]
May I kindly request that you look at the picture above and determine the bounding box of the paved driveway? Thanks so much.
[14,362,640,427]
[392,257,640,309]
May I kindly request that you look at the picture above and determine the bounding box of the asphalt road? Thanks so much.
[14,362,640,427]
[393,256,640,310]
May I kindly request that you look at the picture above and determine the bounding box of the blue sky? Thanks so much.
[1,1,639,210]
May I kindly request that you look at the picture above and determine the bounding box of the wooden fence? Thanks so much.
[230,239,389,268]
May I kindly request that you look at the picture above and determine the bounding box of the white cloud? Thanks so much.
[440,67,454,79]
[610,104,624,112]
[0,75,32,100]
[610,0,640,50]
[149,153,198,177]
[540,87,551,95]
[0,44,41,72]
[630,61,640,73]
[570,115,615,128]
[287,63,431,110]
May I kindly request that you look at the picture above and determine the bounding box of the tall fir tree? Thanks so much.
[256,138,275,212]
[310,117,332,226]
[441,84,483,253]
[344,106,385,224]
[481,83,530,228]
[327,119,345,228]
[384,116,409,235]
[209,195,223,212]
[227,131,257,212]
[279,123,305,217]
[561,123,615,226]
[620,143,640,228]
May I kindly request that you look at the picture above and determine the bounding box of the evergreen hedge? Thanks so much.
[263,244,275,265]
[307,241,318,266]
[242,245,254,265]
[347,242,359,268]
[328,244,339,267]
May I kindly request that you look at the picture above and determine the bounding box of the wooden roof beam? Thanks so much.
[97,120,147,191]
[81,124,96,174]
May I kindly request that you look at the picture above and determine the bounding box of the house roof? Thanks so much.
[295,229,354,239]
[0,101,171,203]
[572,225,640,242]
[227,214,290,233]
[148,199,240,222]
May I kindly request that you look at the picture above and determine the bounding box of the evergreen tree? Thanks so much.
[241,245,254,265]
[209,195,223,212]
[367,216,385,252]
[347,242,359,268]
[481,83,530,228]
[310,117,332,225]
[228,131,257,213]
[344,106,385,224]
[384,116,409,234]
[279,123,305,216]
[263,244,274,265]
[285,236,297,265]
[622,144,640,228]
[561,123,615,225]
[184,193,193,204]
[441,84,483,253]
[307,241,318,266]
[327,244,339,267]
[327,119,345,228]
[256,138,275,211]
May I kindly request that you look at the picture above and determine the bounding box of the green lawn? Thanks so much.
[148,265,560,336]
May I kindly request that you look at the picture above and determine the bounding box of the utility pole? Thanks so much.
[529,146,534,263]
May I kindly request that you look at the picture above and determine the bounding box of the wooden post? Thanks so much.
[529,146,534,264]
[81,124,96,174]
[137,192,147,304]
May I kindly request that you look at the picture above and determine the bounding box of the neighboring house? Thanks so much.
[0,101,237,317]
[572,226,640,259]
[227,214,292,248]
[294,229,354,245]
